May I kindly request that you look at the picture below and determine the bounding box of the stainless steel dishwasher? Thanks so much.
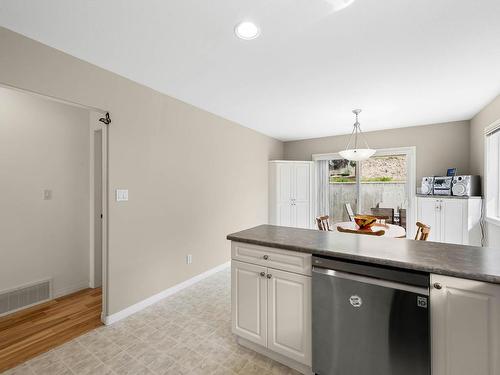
[312,256,430,375]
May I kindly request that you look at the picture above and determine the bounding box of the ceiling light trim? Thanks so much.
[234,21,261,40]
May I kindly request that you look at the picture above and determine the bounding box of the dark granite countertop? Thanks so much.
[227,225,500,284]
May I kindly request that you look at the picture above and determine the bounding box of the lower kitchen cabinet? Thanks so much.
[231,260,267,346]
[431,274,500,375]
[268,269,311,366]
[231,258,312,368]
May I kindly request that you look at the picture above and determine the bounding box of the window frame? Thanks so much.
[313,146,416,237]
[485,119,500,227]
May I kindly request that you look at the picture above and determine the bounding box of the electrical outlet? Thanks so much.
[186,254,192,264]
[43,189,52,200]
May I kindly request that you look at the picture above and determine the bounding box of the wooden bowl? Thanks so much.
[354,215,377,229]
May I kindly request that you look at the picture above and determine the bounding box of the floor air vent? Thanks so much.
[0,279,52,316]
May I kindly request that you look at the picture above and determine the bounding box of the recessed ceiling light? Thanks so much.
[235,22,260,40]
[326,0,356,12]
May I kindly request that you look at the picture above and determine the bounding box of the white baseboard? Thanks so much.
[103,261,230,325]
[237,337,313,375]
[53,281,90,299]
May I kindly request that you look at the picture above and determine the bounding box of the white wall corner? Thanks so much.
[103,262,230,325]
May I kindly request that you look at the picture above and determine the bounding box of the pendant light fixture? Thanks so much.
[338,109,376,161]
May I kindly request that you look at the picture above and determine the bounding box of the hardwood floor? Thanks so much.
[0,288,102,372]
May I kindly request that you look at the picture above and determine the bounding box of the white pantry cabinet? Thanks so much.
[269,161,315,229]
[416,196,482,245]
[231,242,312,369]
[431,274,500,375]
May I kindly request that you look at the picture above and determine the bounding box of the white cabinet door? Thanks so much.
[267,269,312,366]
[441,199,465,245]
[293,163,311,229]
[277,163,294,226]
[417,198,440,241]
[232,261,267,347]
[431,274,500,375]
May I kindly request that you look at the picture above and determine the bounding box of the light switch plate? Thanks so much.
[116,189,129,202]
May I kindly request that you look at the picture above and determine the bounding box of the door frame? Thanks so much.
[312,146,416,238]
[1,81,110,323]
[89,114,109,321]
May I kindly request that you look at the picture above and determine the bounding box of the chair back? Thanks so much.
[370,207,395,224]
[344,203,355,222]
[316,216,331,231]
[337,226,385,236]
[415,222,431,241]
[399,208,407,230]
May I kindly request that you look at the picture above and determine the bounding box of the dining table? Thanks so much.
[336,221,407,238]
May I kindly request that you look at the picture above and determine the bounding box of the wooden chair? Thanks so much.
[316,216,331,231]
[371,207,394,224]
[399,208,407,230]
[344,203,355,222]
[415,222,431,241]
[337,226,385,236]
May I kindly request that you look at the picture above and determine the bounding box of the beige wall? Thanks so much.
[0,86,90,297]
[284,120,471,181]
[470,95,500,247]
[0,27,283,315]
[470,95,500,177]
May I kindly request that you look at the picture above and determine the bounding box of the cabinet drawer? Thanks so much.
[231,242,311,276]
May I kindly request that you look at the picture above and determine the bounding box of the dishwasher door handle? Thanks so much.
[313,267,429,296]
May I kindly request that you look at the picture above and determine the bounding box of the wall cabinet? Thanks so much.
[269,161,315,229]
[416,197,482,245]
[431,274,500,375]
[231,242,312,368]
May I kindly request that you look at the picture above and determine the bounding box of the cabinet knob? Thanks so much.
[266,274,272,279]
[260,272,266,277]
[433,282,443,290]
[263,255,269,260]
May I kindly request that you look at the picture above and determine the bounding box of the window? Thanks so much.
[486,128,500,224]
[314,147,416,236]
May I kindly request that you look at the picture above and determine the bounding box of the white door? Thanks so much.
[231,261,268,346]
[431,274,500,375]
[293,163,311,229]
[277,163,294,227]
[267,268,312,366]
[417,198,440,242]
[441,199,465,245]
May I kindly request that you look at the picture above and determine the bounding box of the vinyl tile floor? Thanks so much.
[2,268,300,375]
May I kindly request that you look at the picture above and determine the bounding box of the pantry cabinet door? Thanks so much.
[293,163,312,229]
[231,261,267,347]
[431,274,500,375]
[267,268,312,366]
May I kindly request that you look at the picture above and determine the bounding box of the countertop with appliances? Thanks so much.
[227,224,500,284]
[416,194,482,199]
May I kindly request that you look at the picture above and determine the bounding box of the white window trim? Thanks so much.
[312,146,417,238]
[484,118,500,227]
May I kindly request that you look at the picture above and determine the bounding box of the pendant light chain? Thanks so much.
[339,109,376,161]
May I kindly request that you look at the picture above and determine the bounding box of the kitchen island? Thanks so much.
[227,225,500,375]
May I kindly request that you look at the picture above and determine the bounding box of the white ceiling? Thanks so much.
[0,0,499,141]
